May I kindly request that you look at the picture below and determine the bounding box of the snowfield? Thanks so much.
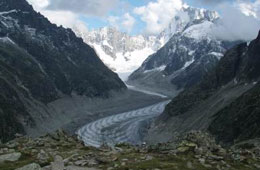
[92,43,155,81]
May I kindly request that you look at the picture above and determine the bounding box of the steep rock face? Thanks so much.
[209,31,260,144]
[128,7,238,95]
[0,0,126,142]
[146,31,260,145]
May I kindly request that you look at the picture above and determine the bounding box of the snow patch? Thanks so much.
[209,52,223,60]
[102,40,113,49]
[181,58,195,70]
[92,42,155,80]
[0,37,16,45]
[144,65,166,74]
[126,84,168,98]
[0,10,17,15]
[188,50,195,56]
[182,21,213,40]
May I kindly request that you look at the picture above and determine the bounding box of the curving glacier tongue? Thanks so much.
[77,100,170,147]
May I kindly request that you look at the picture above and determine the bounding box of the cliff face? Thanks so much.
[208,31,260,144]
[146,31,260,145]
[0,0,126,142]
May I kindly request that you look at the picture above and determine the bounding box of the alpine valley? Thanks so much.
[1,0,260,170]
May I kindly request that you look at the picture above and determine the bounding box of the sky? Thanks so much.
[27,0,260,40]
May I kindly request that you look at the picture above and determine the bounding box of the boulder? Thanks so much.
[0,152,21,163]
[51,155,65,170]
[66,166,100,170]
[37,150,50,164]
[16,163,42,170]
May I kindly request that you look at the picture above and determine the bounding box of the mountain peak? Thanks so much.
[183,6,219,22]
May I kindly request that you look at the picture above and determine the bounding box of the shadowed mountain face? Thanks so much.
[0,0,126,142]
[146,30,260,145]
[209,31,260,144]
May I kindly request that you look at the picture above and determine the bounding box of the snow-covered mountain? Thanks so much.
[73,27,163,80]
[128,6,239,96]
[73,6,223,82]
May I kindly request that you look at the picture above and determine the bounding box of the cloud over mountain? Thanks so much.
[26,0,260,40]
[134,0,184,34]
[46,0,119,16]
[212,2,260,41]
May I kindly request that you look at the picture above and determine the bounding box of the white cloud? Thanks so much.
[122,13,136,33]
[27,0,49,11]
[46,0,119,17]
[108,16,120,29]
[41,10,80,28]
[108,13,136,33]
[237,0,260,18]
[134,0,184,34]
[27,0,88,29]
[211,1,260,41]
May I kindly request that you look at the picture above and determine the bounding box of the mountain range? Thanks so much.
[72,15,184,80]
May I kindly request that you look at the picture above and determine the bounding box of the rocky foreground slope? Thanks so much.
[1,130,260,170]
[0,0,126,143]
[146,31,260,145]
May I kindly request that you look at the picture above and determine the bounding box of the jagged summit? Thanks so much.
[73,25,161,80]
[157,6,219,44]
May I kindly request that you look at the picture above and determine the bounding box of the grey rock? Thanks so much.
[51,155,64,170]
[66,166,100,170]
[16,163,42,170]
[186,161,193,169]
[145,155,154,161]
[74,160,88,166]
[0,152,21,163]
[37,150,50,164]
[42,165,51,170]
[7,142,18,148]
